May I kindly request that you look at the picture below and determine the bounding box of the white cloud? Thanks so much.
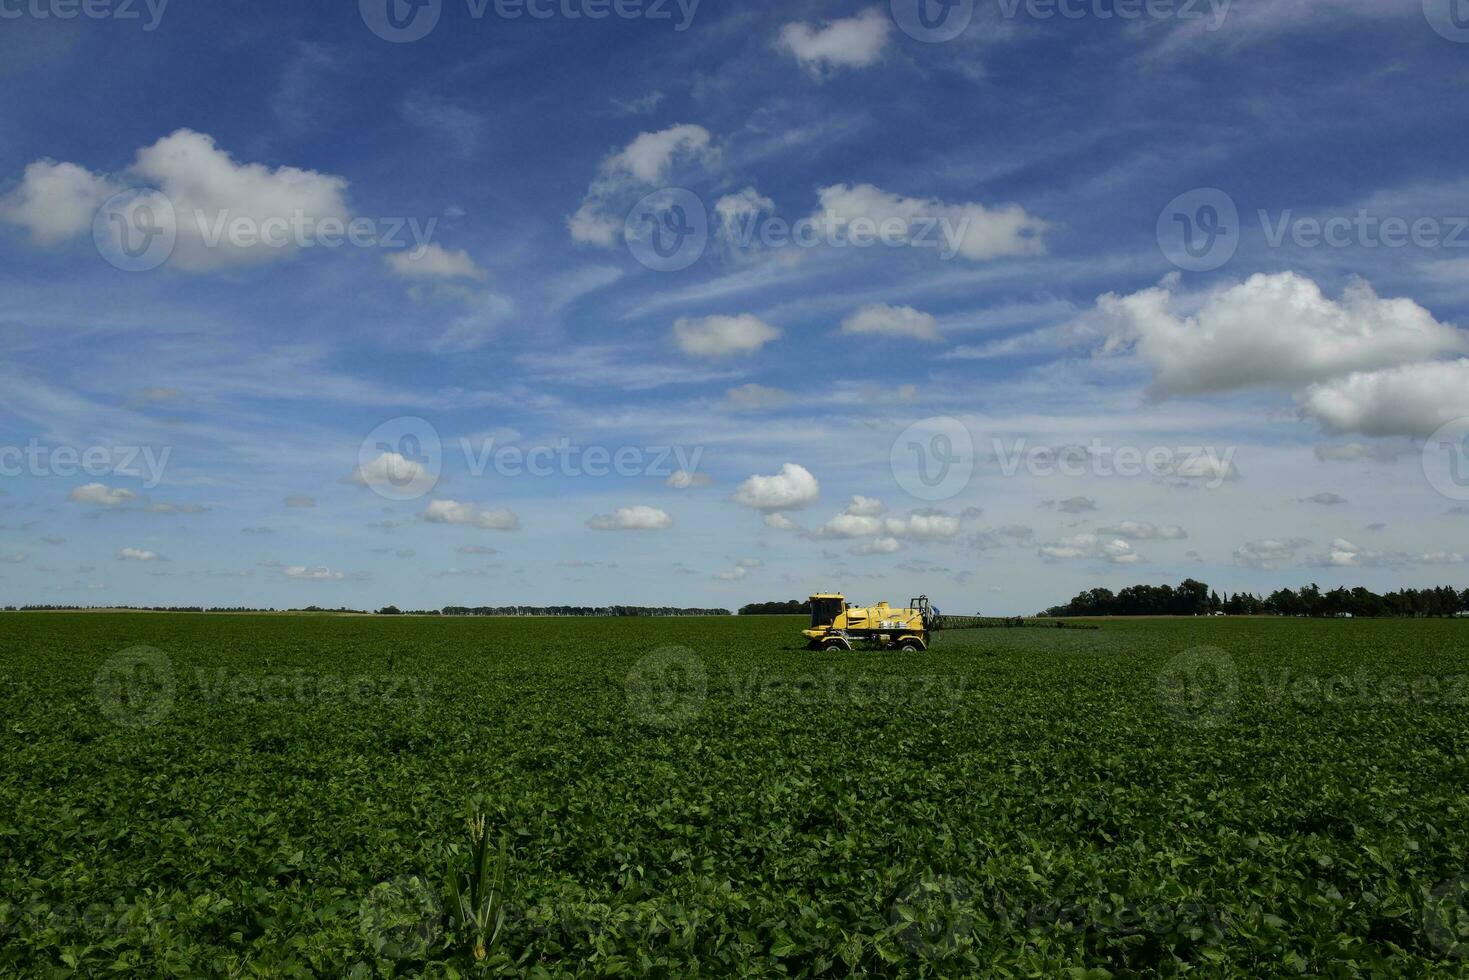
[569,124,715,247]
[1234,537,1311,570]
[841,303,942,342]
[587,505,673,531]
[852,536,902,555]
[764,512,799,531]
[726,383,789,409]
[350,452,436,498]
[733,463,820,511]
[423,499,521,531]
[1097,273,1466,397]
[117,547,160,562]
[820,512,887,539]
[1298,359,1469,437]
[1096,521,1188,540]
[386,243,485,281]
[846,495,886,517]
[68,483,137,508]
[4,132,355,271]
[810,183,1048,261]
[129,129,352,271]
[0,160,120,244]
[777,8,892,75]
[715,187,774,239]
[1039,533,1142,564]
[282,565,344,581]
[674,314,780,358]
[666,469,712,489]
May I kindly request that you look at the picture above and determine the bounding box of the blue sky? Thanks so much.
[2,0,1469,614]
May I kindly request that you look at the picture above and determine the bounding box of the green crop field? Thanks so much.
[2,612,1468,977]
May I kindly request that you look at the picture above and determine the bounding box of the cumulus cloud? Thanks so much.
[1039,533,1142,564]
[852,536,902,555]
[715,187,775,241]
[587,505,673,531]
[814,498,967,548]
[386,243,485,281]
[568,124,715,247]
[1308,538,1466,568]
[68,483,137,508]
[1096,273,1466,397]
[733,463,820,511]
[423,499,521,531]
[674,314,781,358]
[776,8,892,75]
[666,470,712,489]
[809,183,1048,261]
[117,547,160,562]
[0,160,121,244]
[1234,537,1312,570]
[350,452,436,498]
[1096,521,1188,540]
[282,565,345,581]
[1298,359,1469,437]
[763,512,799,531]
[840,303,942,342]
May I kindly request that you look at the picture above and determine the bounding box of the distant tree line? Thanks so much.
[738,599,812,615]
[438,606,730,617]
[1041,580,1469,619]
[7,604,730,617]
[10,604,369,614]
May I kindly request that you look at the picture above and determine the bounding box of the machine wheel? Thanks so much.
[896,637,925,652]
[898,643,920,653]
[822,639,849,652]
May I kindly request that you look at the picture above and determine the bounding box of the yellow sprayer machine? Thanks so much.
[800,594,1102,651]
[802,594,940,652]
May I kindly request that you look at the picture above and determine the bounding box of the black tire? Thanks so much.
[898,643,920,653]
[822,641,847,653]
